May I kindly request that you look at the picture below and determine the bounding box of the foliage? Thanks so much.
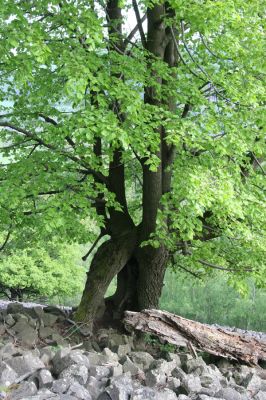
[0,231,86,300]
[0,0,265,293]
[161,270,266,331]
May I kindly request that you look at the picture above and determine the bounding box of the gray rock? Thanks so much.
[36,369,54,388]
[150,359,176,376]
[0,361,18,386]
[181,374,202,395]
[159,388,179,399]
[67,381,92,399]
[52,378,71,393]
[0,343,17,359]
[110,363,123,377]
[101,348,119,363]
[21,388,60,399]
[6,354,45,378]
[172,367,187,382]
[86,376,107,400]
[243,372,262,395]
[177,396,190,400]
[129,352,154,371]
[8,381,37,400]
[39,326,55,340]
[42,313,58,327]
[59,364,88,385]
[90,365,111,380]
[52,349,89,375]
[105,373,133,400]
[196,396,224,400]
[5,314,15,326]
[17,326,38,347]
[216,387,243,400]
[122,356,142,376]
[166,377,181,392]
[116,344,131,358]
[40,346,56,366]
[254,391,266,400]
[131,387,157,399]
[165,353,181,368]
[145,368,167,387]
[6,303,24,315]
[186,357,207,375]
[85,352,107,366]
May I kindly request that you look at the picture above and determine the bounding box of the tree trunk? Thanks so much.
[75,229,136,329]
[136,245,169,310]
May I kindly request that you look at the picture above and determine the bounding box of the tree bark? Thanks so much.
[124,309,266,366]
[75,229,136,328]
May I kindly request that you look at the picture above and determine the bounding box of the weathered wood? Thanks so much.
[124,309,266,365]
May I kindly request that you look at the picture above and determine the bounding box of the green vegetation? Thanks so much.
[161,271,266,331]
[0,1,265,328]
[0,231,86,302]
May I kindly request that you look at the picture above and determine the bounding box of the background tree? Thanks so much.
[0,229,86,302]
[0,0,265,330]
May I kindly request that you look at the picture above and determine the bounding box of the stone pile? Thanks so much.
[0,303,265,400]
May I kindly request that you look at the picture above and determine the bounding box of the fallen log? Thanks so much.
[124,309,266,365]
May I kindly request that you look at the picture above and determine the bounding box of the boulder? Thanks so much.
[59,364,89,385]
[52,349,90,375]
[0,361,18,386]
[5,354,45,378]
[66,381,92,399]
[51,377,71,394]
[104,373,133,400]
[128,351,154,371]
[8,381,37,400]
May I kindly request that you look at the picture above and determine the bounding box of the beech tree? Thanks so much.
[0,0,265,330]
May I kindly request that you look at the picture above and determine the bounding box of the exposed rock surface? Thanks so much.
[0,302,265,399]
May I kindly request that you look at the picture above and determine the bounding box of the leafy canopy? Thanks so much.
[0,0,265,286]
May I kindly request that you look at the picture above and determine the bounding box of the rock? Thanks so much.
[131,387,157,400]
[17,326,38,347]
[177,396,190,400]
[39,346,56,365]
[116,344,131,358]
[0,343,17,359]
[59,364,88,385]
[216,387,243,400]
[129,351,154,371]
[8,381,37,400]
[34,369,54,388]
[52,349,90,375]
[6,303,24,315]
[5,314,15,326]
[20,388,60,399]
[110,363,123,377]
[101,348,119,363]
[166,377,181,392]
[5,354,45,378]
[165,353,181,368]
[67,381,92,399]
[145,367,167,387]
[122,356,142,376]
[104,373,133,400]
[52,378,71,393]
[90,365,111,380]
[86,376,107,400]
[85,352,107,366]
[186,357,207,375]
[181,374,202,395]
[243,372,262,395]
[0,361,18,386]
[41,313,58,327]
[39,327,55,340]
[172,367,187,382]
[254,391,266,400]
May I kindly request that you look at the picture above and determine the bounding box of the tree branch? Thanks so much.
[132,0,146,47]
[0,122,106,184]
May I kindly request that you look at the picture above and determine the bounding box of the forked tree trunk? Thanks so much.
[75,230,136,328]
[75,233,169,330]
